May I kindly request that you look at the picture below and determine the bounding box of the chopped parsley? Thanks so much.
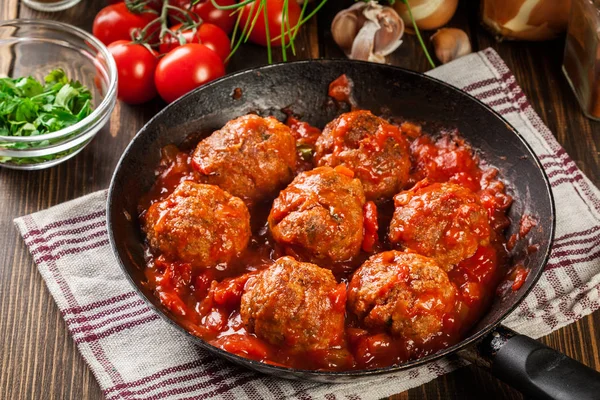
[0,69,93,164]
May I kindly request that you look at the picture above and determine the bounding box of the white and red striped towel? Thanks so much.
[14,48,600,399]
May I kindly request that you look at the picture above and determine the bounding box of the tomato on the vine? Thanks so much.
[155,43,225,104]
[240,0,301,47]
[93,3,158,45]
[169,0,237,34]
[159,23,230,62]
[107,40,158,104]
[146,0,164,11]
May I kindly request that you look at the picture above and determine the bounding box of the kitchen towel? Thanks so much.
[14,48,600,400]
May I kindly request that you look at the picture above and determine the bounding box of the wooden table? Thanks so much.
[1,1,599,399]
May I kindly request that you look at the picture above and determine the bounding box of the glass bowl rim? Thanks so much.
[21,0,83,13]
[0,19,118,143]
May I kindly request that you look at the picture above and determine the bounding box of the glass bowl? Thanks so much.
[0,19,117,170]
[22,0,82,12]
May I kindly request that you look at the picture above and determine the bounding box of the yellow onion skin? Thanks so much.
[481,0,572,41]
[394,0,459,31]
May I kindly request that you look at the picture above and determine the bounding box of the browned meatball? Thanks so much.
[388,182,491,270]
[315,110,411,201]
[240,256,346,351]
[143,181,251,268]
[348,251,456,343]
[191,114,297,207]
[268,166,366,265]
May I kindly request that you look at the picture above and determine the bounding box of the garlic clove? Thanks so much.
[373,8,405,57]
[431,28,472,64]
[350,20,381,62]
[332,1,404,64]
[331,11,360,53]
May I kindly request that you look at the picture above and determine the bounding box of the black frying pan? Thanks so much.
[107,60,600,398]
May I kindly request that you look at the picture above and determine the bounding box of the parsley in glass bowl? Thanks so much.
[0,19,117,170]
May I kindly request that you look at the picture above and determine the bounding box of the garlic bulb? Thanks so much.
[481,0,572,41]
[431,28,471,64]
[331,1,404,64]
[394,0,458,31]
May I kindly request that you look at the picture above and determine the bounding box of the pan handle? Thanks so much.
[459,325,600,400]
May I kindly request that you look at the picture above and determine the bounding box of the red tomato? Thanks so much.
[159,23,230,62]
[146,0,163,11]
[169,0,237,34]
[93,3,158,45]
[107,0,162,9]
[154,43,225,103]
[107,40,158,104]
[240,0,301,47]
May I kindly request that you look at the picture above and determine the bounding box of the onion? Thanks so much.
[394,0,459,31]
[481,0,572,41]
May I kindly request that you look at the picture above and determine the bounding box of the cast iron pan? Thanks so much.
[107,60,600,398]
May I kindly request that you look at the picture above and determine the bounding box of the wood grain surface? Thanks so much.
[1,1,599,399]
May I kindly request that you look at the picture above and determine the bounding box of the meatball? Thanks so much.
[240,256,346,351]
[315,110,411,201]
[191,114,297,207]
[143,181,251,268]
[388,182,491,270]
[268,166,366,265]
[348,251,456,343]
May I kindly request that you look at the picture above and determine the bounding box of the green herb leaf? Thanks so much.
[0,68,94,165]
[16,77,43,98]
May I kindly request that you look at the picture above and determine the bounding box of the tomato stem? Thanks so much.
[208,0,255,11]
[124,0,159,14]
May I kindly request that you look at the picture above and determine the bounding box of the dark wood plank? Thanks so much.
[1,1,599,400]
[0,3,116,399]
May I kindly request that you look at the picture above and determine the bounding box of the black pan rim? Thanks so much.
[106,58,556,379]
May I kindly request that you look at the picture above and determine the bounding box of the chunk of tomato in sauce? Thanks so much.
[211,334,270,361]
[286,116,322,146]
[309,348,354,370]
[212,274,253,309]
[328,74,353,103]
[512,266,529,291]
[410,134,481,193]
[457,245,498,286]
[353,333,406,369]
[362,201,379,252]
[159,291,188,317]
[193,269,215,301]
[328,283,348,313]
[202,308,228,332]
[152,257,192,295]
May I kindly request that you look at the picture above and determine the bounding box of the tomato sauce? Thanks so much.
[139,116,518,371]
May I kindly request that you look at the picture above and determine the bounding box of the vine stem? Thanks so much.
[403,0,435,69]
